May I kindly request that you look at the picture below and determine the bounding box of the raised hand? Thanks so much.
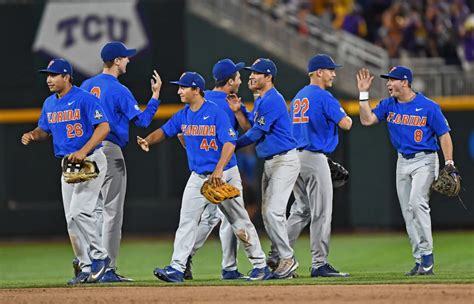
[151,70,162,99]
[356,68,374,92]
[226,93,242,112]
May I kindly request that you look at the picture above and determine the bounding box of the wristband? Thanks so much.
[359,92,369,101]
[445,160,454,166]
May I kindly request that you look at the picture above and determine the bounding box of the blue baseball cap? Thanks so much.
[307,54,342,73]
[380,66,413,84]
[101,41,137,62]
[38,58,73,76]
[213,59,245,82]
[169,72,206,90]
[244,58,277,77]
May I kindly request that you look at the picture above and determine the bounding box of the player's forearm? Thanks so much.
[30,127,50,141]
[235,111,251,131]
[215,142,235,171]
[144,128,166,146]
[133,98,160,128]
[359,102,377,126]
[79,122,110,155]
[439,132,453,163]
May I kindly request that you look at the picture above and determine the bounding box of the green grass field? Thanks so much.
[1,231,473,288]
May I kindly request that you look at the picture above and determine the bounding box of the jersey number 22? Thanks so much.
[293,98,309,123]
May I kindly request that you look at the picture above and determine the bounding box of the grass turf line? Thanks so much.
[0,231,472,288]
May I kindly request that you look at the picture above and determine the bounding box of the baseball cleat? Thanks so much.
[153,266,184,283]
[89,256,111,282]
[405,263,420,276]
[99,269,134,283]
[271,256,299,279]
[184,256,193,280]
[311,263,349,277]
[247,266,271,281]
[266,251,280,271]
[67,271,90,285]
[72,258,81,278]
[417,254,434,275]
[221,269,249,280]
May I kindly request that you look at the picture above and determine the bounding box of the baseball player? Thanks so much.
[21,58,111,285]
[285,54,352,277]
[235,58,301,279]
[184,59,253,280]
[79,41,162,282]
[356,66,454,275]
[137,71,270,282]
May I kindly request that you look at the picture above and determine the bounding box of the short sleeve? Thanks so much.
[429,104,450,136]
[161,110,183,137]
[38,105,51,134]
[253,99,280,132]
[323,95,347,123]
[372,99,389,122]
[215,109,237,144]
[117,88,142,120]
[86,96,108,126]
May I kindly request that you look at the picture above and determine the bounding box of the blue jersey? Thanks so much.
[80,73,160,147]
[250,87,297,158]
[161,101,237,174]
[372,93,450,155]
[38,86,108,158]
[290,85,347,153]
[204,90,252,133]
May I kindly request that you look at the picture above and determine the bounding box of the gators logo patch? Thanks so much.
[94,110,103,120]
[257,116,266,126]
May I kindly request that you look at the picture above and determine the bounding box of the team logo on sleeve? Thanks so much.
[339,107,346,114]
[94,110,103,120]
[228,128,236,137]
[134,104,140,111]
[445,118,450,127]
[257,116,266,126]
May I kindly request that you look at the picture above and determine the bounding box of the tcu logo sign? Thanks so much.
[58,15,130,48]
[33,0,148,76]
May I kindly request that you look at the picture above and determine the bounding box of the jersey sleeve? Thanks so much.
[252,98,280,132]
[85,96,109,126]
[117,87,143,121]
[37,103,51,134]
[215,108,237,144]
[161,110,183,138]
[372,99,389,122]
[429,104,451,136]
[132,98,160,128]
[323,94,347,123]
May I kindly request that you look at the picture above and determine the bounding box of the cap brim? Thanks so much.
[38,69,62,74]
[169,80,189,87]
[124,48,137,57]
[235,62,245,71]
[380,74,402,80]
[244,66,268,74]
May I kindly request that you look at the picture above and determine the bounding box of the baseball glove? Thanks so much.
[328,158,349,188]
[62,157,100,184]
[431,164,461,197]
[201,180,241,204]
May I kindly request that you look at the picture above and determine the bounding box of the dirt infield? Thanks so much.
[1,284,472,304]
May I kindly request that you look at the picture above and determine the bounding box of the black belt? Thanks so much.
[297,148,324,154]
[401,150,435,159]
[265,150,290,160]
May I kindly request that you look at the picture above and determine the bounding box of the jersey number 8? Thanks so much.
[292,98,309,123]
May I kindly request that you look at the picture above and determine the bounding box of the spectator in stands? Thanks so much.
[340,3,367,38]
[462,15,474,62]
